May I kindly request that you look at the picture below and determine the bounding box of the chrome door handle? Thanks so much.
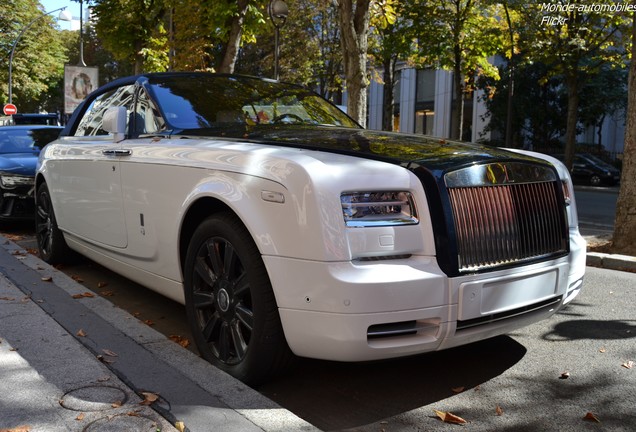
[102,149,132,156]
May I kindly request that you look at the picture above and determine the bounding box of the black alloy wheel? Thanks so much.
[35,182,71,264]
[184,213,293,384]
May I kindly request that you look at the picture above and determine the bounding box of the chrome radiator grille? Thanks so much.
[447,180,568,272]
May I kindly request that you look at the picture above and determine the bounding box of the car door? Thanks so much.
[51,85,135,248]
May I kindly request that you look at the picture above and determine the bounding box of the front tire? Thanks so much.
[35,182,71,264]
[184,213,293,385]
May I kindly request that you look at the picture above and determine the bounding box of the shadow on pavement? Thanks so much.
[257,335,527,431]
[543,319,636,342]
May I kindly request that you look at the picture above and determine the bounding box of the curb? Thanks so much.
[586,252,636,273]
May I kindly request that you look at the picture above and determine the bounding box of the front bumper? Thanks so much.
[0,186,35,220]
[265,231,585,362]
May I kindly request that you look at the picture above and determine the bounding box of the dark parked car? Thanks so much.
[555,153,621,186]
[0,125,62,220]
[11,113,60,126]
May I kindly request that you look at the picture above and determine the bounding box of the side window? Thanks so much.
[74,85,135,137]
[131,89,166,136]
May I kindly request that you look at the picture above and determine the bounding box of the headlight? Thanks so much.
[0,175,35,188]
[561,180,571,206]
[341,191,418,227]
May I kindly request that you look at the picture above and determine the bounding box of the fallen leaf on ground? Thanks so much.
[175,421,186,432]
[434,410,467,425]
[583,412,600,422]
[622,360,634,369]
[102,349,118,357]
[72,292,94,299]
[559,371,570,379]
[169,335,191,348]
[127,410,141,416]
[451,387,465,393]
[71,275,84,283]
[495,405,504,416]
[139,392,160,405]
[0,297,15,301]
[97,376,111,382]
[41,276,52,282]
[599,347,607,353]
[143,319,155,326]
[75,413,84,421]
[76,329,87,337]
[97,282,108,288]
[0,425,31,432]
[97,355,114,364]
[111,401,122,408]
[100,290,115,297]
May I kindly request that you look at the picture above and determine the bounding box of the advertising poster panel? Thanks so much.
[64,65,99,115]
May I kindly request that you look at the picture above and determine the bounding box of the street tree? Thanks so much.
[0,0,67,107]
[369,2,414,131]
[333,0,396,127]
[92,0,169,74]
[333,0,372,127]
[481,61,568,149]
[170,0,267,73]
[613,15,636,255]
[521,1,628,169]
[403,0,506,140]
[235,0,330,88]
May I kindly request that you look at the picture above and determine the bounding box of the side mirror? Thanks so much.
[103,106,127,143]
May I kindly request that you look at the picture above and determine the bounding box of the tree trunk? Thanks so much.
[563,72,579,170]
[134,40,143,74]
[382,58,394,131]
[218,0,250,74]
[611,16,636,255]
[336,0,371,127]
[451,45,464,140]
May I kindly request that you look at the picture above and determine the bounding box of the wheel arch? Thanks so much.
[178,197,245,279]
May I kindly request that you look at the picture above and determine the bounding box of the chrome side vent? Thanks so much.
[446,163,568,272]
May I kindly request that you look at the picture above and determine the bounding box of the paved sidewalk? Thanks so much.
[0,237,316,432]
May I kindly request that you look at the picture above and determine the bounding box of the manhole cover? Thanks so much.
[60,385,128,411]
[82,413,162,432]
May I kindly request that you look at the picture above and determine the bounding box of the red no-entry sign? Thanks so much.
[3,104,17,116]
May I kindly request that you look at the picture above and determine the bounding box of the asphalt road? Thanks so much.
[575,185,618,236]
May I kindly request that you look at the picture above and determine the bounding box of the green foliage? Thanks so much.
[0,0,68,108]
[92,0,169,73]
[515,0,629,167]
[404,0,506,81]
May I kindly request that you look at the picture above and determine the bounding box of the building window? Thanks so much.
[415,69,436,135]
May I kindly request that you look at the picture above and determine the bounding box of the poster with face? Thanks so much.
[64,66,99,115]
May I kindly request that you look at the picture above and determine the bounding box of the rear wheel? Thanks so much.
[35,182,71,264]
[590,175,602,186]
[183,213,293,385]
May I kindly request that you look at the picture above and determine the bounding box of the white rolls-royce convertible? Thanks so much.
[36,72,586,384]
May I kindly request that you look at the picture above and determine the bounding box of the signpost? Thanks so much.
[3,104,17,116]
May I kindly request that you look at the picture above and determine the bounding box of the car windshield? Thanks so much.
[146,75,359,131]
[581,154,615,170]
[0,128,61,154]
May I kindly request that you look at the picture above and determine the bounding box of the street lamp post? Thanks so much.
[268,0,289,81]
[78,0,86,67]
[8,7,72,105]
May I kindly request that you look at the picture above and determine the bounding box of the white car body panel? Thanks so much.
[37,73,586,367]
